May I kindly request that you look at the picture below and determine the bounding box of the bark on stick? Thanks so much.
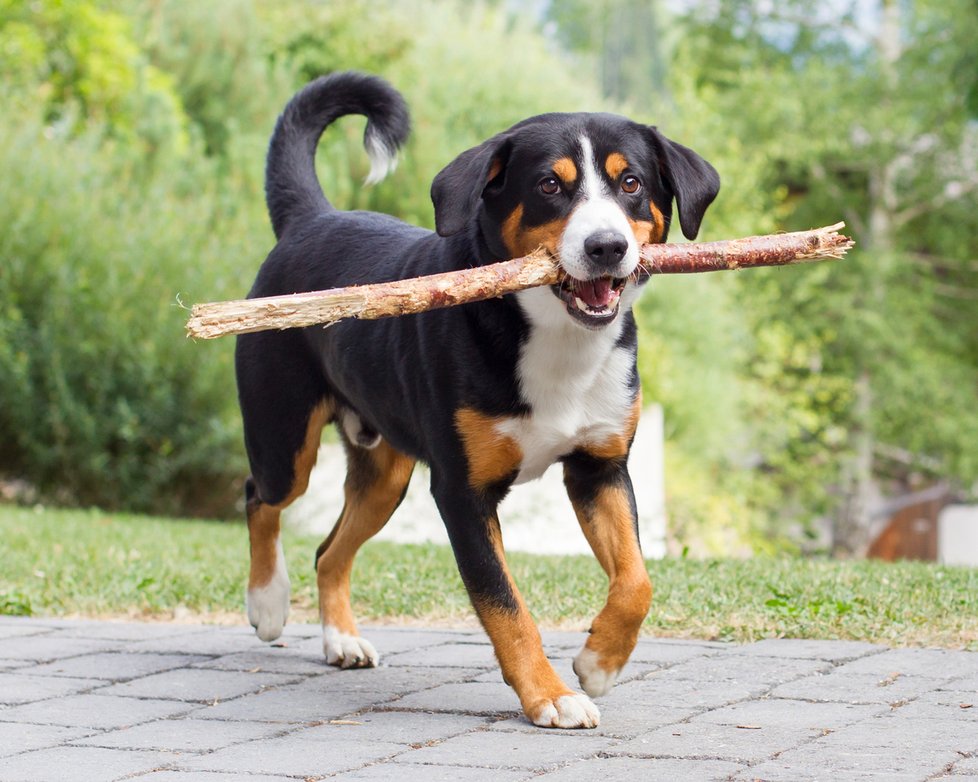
[186,222,852,340]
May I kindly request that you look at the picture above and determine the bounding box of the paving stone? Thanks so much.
[607,721,821,763]
[131,772,296,782]
[626,641,724,666]
[390,681,522,717]
[0,624,54,639]
[292,627,482,657]
[69,717,287,752]
[771,671,948,704]
[296,709,489,745]
[382,641,499,668]
[0,693,197,729]
[176,734,405,776]
[393,729,616,770]
[884,691,978,726]
[731,638,885,663]
[300,664,484,697]
[0,722,94,758]
[191,648,332,676]
[533,755,747,781]
[332,762,531,781]
[954,757,978,774]
[615,673,769,710]
[491,705,693,740]
[192,682,391,723]
[0,745,178,782]
[691,697,886,730]
[123,631,263,656]
[0,671,103,704]
[660,653,831,685]
[22,652,211,681]
[53,622,211,641]
[835,648,978,679]
[742,739,958,781]
[97,667,298,702]
[0,635,116,661]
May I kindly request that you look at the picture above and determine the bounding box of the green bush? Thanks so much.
[0,105,260,515]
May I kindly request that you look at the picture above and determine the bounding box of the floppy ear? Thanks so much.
[431,133,513,237]
[647,127,720,240]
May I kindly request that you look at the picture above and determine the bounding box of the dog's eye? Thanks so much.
[621,175,641,194]
[539,177,560,195]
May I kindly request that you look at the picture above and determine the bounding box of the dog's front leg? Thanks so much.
[432,478,600,729]
[563,452,652,698]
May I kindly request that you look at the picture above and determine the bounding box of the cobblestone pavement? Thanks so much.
[1,617,977,781]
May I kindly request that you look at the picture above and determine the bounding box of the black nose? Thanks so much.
[583,231,628,266]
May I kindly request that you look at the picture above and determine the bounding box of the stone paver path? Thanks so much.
[1,617,977,781]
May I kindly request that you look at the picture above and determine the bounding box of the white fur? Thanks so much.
[363,132,398,186]
[573,647,619,698]
[246,540,290,642]
[323,624,379,668]
[558,136,639,281]
[502,286,639,484]
[532,693,601,728]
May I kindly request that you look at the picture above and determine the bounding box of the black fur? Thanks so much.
[236,70,718,634]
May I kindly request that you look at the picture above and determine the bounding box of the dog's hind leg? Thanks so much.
[315,433,414,668]
[243,400,330,642]
[563,450,652,699]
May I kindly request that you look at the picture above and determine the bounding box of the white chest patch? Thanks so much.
[500,286,637,483]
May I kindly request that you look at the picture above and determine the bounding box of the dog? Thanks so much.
[235,71,719,728]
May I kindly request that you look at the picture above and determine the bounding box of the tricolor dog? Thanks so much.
[236,72,719,728]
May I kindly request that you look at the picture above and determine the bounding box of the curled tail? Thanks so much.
[265,71,411,239]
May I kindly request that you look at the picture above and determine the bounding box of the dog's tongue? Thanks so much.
[576,277,614,308]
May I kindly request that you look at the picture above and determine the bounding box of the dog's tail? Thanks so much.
[265,71,410,239]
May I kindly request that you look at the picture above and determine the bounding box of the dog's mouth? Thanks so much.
[552,275,627,328]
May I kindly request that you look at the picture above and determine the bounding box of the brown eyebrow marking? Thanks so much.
[605,152,629,180]
[552,157,577,185]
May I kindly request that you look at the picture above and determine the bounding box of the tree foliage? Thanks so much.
[0,0,974,553]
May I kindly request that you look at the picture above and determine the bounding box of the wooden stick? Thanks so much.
[186,223,852,339]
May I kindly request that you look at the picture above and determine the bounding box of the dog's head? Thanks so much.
[431,113,719,329]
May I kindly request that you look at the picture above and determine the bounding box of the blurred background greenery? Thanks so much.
[1,0,976,556]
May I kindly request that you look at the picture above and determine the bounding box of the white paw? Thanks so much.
[532,693,601,729]
[246,542,290,642]
[573,647,620,698]
[323,624,379,669]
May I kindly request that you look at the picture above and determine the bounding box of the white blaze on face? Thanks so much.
[558,135,639,281]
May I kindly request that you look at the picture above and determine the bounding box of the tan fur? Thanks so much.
[455,408,523,489]
[604,152,629,180]
[552,156,578,186]
[317,440,415,634]
[474,520,577,721]
[247,401,331,590]
[501,204,569,259]
[566,449,652,677]
[582,394,642,461]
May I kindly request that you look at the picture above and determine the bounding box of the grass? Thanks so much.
[2,505,977,650]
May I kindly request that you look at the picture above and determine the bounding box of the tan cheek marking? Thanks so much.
[583,393,642,461]
[649,201,665,242]
[605,152,629,180]
[553,156,577,186]
[501,203,568,259]
[455,408,523,489]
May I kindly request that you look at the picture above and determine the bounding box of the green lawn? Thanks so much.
[1,505,976,650]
